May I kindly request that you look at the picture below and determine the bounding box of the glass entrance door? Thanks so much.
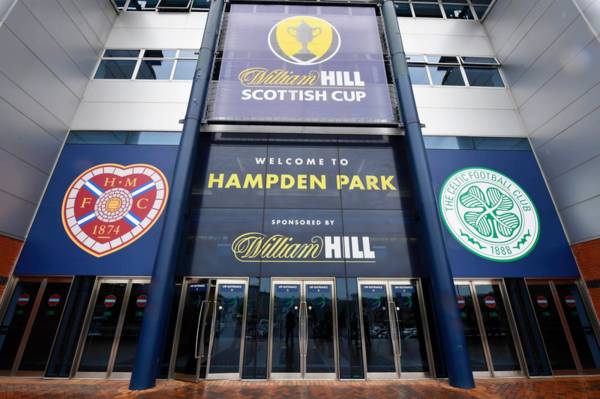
[75,278,149,378]
[0,278,72,376]
[358,279,432,379]
[269,279,337,380]
[455,280,523,377]
[171,278,248,381]
[527,280,600,375]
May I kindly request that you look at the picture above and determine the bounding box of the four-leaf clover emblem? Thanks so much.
[459,186,521,240]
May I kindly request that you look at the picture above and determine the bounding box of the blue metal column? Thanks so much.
[381,0,474,388]
[129,0,225,390]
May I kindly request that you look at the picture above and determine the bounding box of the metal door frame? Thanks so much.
[0,276,73,378]
[73,278,149,379]
[268,278,338,380]
[108,278,150,380]
[16,277,74,377]
[357,278,400,380]
[469,279,524,377]
[205,278,249,380]
[526,279,581,376]
[388,279,435,379]
[170,276,207,381]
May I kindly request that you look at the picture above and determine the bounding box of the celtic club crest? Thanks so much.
[61,163,169,257]
[439,167,539,262]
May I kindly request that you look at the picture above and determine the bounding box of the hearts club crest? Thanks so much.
[61,163,169,257]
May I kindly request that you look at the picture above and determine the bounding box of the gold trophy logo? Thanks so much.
[268,16,341,66]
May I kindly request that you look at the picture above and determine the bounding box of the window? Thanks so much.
[406,54,503,87]
[94,49,199,80]
[424,136,530,151]
[157,0,191,10]
[463,66,503,87]
[394,0,495,20]
[94,50,140,79]
[67,131,182,145]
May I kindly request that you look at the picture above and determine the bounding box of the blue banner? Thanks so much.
[428,148,579,278]
[211,4,395,124]
[15,144,177,276]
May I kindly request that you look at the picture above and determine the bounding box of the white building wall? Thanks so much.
[0,0,115,239]
[485,0,600,244]
[71,12,205,131]
[398,17,526,137]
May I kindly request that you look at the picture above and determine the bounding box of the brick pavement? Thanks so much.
[0,377,599,399]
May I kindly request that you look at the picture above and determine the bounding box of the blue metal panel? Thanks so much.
[14,144,177,277]
[428,148,579,278]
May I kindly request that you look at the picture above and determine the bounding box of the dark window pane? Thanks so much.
[409,66,429,85]
[139,0,159,8]
[426,55,459,64]
[103,49,139,58]
[473,5,488,19]
[127,132,182,145]
[143,49,176,58]
[443,4,474,19]
[158,0,191,8]
[412,3,443,18]
[67,131,128,144]
[95,60,136,79]
[472,0,492,4]
[136,60,174,80]
[395,3,413,17]
[472,138,530,150]
[173,60,196,80]
[464,67,503,87]
[192,0,210,9]
[428,66,465,86]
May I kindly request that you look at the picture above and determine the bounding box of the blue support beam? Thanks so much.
[129,0,225,390]
[381,0,475,389]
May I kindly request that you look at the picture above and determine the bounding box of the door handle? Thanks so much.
[300,301,308,356]
[194,300,208,359]
[389,301,402,359]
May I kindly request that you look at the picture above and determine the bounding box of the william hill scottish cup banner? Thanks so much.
[210,4,395,124]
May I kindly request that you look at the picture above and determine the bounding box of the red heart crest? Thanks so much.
[61,163,169,257]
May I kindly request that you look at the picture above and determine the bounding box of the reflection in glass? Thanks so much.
[555,284,600,370]
[464,67,504,87]
[443,4,474,19]
[209,283,246,374]
[474,284,519,372]
[174,281,208,376]
[306,284,335,373]
[391,284,429,373]
[78,283,126,372]
[360,284,395,373]
[455,284,488,371]
[173,60,196,80]
[528,283,576,371]
[0,281,41,370]
[136,60,174,80]
[113,284,149,372]
[95,60,136,79]
[19,282,71,372]
[429,66,465,86]
[271,284,301,374]
[412,3,443,18]
[409,66,429,85]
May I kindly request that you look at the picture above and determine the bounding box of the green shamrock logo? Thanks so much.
[459,186,521,240]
